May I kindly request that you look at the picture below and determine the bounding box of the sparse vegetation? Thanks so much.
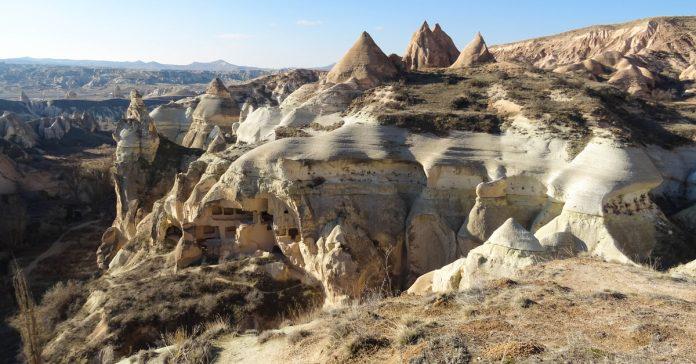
[163,318,233,363]
[287,329,312,345]
[214,257,696,362]
[36,255,323,362]
[274,126,311,139]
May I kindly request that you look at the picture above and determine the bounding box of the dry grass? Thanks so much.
[39,255,323,363]
[220,257,696,363]
[162,317,233,364]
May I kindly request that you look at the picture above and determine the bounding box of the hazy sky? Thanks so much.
[1,0,694,68]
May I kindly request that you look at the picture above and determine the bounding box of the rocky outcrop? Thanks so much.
[553,59,612,79]
[150,100,195,144]
[99,90,199,269]
[182,78,239,149]
[112,85,124,98]
[402,21,459,70]
[450,32,495,68]
[0,112,38,148]
[409,218,548,294]
[432,23,460,64]
[326,31,399,88]
[607,63,656,96]
[114,90,159,163]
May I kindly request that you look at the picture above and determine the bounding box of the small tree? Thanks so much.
[12,260,42,364]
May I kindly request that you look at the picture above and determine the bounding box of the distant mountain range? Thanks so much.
[0,57,270,72]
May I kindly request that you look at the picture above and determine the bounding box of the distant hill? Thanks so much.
[0,57,270,73]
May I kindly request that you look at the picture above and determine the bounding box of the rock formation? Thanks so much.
[112,85,124,98]
[607,62,656,96]
[102,61,696,307]
[432,23,460,63]
[114,90,159,163]
[150,100,194,144]
[409,218,548,294]
[181,78,239,149]
[402,21,459,70]
[326,31,398,88]
[0,112,39,148]
[450,32,495,68]
[19,90,31,105]
[100,90,201,269]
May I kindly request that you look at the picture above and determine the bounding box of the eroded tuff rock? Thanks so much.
[98,90,199,269]
[412,218,548,294]
[402,21,459,70]
[181,78,238,149]
[0,111,38,148]
[150,97,197,144]
[326,31,399,88]
[93,37,696,311]
[450,32,495,68]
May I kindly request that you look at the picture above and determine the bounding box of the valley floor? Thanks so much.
[214,257,696,363]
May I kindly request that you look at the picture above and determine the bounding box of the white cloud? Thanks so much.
[296,19,323,27]
[375,25,384,31]
[216,33,252,40]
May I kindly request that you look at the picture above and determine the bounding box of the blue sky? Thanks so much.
[0,0,694,68]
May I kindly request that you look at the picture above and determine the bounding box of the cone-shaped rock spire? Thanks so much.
[450,32,495,68]
[326,31,398,88]
[126,89,150,122]
[403,22,459,70]
[205,77,232,98]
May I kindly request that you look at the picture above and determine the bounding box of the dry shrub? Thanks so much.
[287,329,312,345]
[274,126,310,139]
[346,335,390,357]
[483,341,545,360]
[37,280,86,338]
[163,317,233,364]
[257,330,285,344]
[11,261,41,364]
[407,334,470,364]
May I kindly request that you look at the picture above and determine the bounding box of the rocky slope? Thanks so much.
[491,17,696,72]
[491,17,696,97]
